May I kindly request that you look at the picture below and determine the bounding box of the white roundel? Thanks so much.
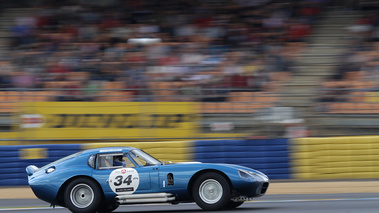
[109,168,139,194]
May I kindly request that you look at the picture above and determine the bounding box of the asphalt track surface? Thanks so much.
[1,193,379,213]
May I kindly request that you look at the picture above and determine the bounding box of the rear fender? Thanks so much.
[55,175,105,207]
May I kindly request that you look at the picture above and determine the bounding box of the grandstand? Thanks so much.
[1,0,379,140]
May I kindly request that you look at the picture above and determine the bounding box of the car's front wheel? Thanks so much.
[97,201,119,213]
[225,200,244,209]
[192,172,231,211]
[64,178,102,213]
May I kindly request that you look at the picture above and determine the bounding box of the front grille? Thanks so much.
[260,182,269,194]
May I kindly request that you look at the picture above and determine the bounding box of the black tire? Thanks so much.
[225,201,244,209]
[97,202,119,213]
[192,172,231,211]
[64,178,102,213]
[106,203,119,212]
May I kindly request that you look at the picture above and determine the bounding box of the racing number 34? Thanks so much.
[114,175,132,186]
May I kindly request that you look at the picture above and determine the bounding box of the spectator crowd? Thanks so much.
[0,0,325,102]
[317,2,379,111]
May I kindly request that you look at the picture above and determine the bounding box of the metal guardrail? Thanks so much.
[0,87,281,105]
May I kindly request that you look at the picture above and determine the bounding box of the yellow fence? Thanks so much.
[292,136,379,179]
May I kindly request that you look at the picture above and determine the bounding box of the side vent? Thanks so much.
[167,173,174,185]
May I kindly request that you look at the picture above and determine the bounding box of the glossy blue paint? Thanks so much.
[28,153,93,205]
[0,144,81,186]
[27,147,269,207]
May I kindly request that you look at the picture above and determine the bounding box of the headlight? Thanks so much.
[238,169,269,182]
[46,166,55,174]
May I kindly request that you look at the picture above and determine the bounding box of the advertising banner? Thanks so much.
[20,102,199,140]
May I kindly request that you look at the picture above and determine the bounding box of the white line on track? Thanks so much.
[249,197,379,203]
[0,207,63,211]
[1,197,378,211]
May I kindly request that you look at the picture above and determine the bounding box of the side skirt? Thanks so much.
[116,193,176,204]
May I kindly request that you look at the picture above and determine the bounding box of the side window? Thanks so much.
[97,153,135,169]
[88,154,96,168]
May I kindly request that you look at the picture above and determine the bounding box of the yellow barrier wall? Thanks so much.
[20,102,198,140]
[0,132,19,145]
[292,136,379,179]
[19,148,48,159]
[82,141,194,163]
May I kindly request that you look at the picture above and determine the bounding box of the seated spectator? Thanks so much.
[2,0,326,103]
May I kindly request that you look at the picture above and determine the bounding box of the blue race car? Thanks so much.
[26,147,269,213]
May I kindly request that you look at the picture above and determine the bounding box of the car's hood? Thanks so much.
[210,163,268,177]
[169,161,268,178]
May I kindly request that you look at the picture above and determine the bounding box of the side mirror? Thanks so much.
[161,161,172,165]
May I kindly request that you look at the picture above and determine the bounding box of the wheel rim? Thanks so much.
[70,183,94,209]
[199,179,223,204]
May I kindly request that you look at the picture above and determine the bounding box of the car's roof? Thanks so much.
[82,147,136,155]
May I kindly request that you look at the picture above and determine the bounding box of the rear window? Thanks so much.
[37,151,83,171]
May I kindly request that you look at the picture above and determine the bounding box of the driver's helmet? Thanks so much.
[113,155,125,166]
[114,155,123,162]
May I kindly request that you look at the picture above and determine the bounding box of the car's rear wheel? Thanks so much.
[192,172,231,211]
[64,178,102,213]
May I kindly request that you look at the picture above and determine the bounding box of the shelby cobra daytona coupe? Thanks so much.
[26,147,269,213]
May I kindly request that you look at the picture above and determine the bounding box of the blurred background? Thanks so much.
[1,0,379,185]
[2,0,379,140]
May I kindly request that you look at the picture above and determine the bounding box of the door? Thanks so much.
[91,152,157,195]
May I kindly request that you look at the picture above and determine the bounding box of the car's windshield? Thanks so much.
[129,149,160,166]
